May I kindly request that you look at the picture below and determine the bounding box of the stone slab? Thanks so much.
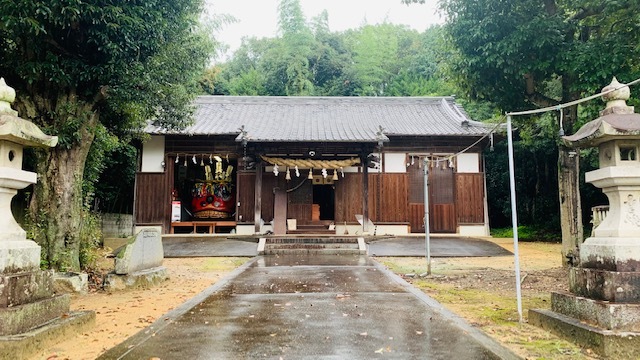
[0,270,55,307]
[570,267,640,302]
[0,294,69,336]
[0,240,41,274]
[0,310,94,360]
[115,228,163,275]
[53,272,88,294]
[551,291,640,331]
[529,308,640,359]
[104,266,168,292]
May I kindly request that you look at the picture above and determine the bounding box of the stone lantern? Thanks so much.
[0,78,93,358]
[530,78,640,358]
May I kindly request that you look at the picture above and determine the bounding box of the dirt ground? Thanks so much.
[30,257,248,360]
[31,238,587,360]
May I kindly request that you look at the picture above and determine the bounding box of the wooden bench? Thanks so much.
[170,221,237,234]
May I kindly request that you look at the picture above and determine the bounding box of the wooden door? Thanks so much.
[429,164,456,233]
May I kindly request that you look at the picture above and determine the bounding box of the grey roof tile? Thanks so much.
[146,96,491,142]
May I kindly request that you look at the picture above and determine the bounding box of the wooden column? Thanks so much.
[273,188,287,235]
[362,155,369,233]
[254,160,263,234]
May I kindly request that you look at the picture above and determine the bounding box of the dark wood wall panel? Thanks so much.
[335,173,363,223]
[288,204,312,223]
[237,172,256,222]
[410,203,425,233]
[456,173,485,224]
[431,204,456,233]
[377,173,408,222]
[259,174,287,222]
[135,172,171,232]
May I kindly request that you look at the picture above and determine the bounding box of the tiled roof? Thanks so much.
[146,96,491,142]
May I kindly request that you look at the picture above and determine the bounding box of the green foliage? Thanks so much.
[78,209,102,271]
[490,226,560,242]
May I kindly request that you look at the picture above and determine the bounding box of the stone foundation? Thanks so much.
[104,266,168,292]
[550,291,640,331]
[529,308,640,359]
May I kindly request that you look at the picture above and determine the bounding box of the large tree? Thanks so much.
[407,0,640,263]
[0,0,213,270]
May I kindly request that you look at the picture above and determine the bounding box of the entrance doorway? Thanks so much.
[313,185,335,221]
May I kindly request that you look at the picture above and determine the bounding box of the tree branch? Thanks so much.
[568,5,606,22]
[523,73,559,108]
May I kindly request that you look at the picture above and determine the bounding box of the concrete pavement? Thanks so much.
[163,236,512,258]
[99,254,519,359]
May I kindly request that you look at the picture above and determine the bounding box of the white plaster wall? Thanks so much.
[141,136,166,173]
[458,225,490,237]
[384,153,407,173]
[235,225,255,235]
[335,224,410,236]
[457,153,480,173]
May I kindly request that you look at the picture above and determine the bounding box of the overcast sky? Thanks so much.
[208,0,443,58]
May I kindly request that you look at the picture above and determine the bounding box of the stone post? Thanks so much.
[529,78,640,359]
[0,78,94,359]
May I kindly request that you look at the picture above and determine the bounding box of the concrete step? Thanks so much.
[263,248,365,255]
[265,243,359,250]
[258,237,366,255]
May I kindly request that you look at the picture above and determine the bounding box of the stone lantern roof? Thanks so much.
[563,78,640,147]
[0,78,57,148]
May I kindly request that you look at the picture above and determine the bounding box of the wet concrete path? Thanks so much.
[99,255,519,359]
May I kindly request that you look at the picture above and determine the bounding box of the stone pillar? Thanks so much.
[529,78,640,358]
[0,78,94,359]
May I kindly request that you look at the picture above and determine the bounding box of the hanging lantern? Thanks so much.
[332,169,338,181]
[285,167,291,181]
[308,168,313,180]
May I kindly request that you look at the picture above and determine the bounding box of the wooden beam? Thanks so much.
[254,160,263,234]
[362,155,369,233]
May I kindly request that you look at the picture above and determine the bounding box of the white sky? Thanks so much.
[208,0,443,58]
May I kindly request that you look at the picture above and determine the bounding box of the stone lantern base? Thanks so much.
[0,255,95,359]
[530,237,640,359]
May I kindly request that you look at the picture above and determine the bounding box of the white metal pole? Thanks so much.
[506,115,523,323]
[424,158,431,275]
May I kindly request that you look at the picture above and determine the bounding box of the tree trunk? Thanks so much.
[27,96,97,271]
[558,105,583,266]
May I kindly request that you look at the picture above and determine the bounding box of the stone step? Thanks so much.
[258,237,366,255]
[265,243,359,250]
[263,248,365,255]
[266,238,358,244]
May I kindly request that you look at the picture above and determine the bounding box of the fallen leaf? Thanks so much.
[374,348,384,354]
[416,331,423,335]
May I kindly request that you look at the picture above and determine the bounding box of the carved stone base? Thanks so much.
[570,267,640,302]
[0,270,55,307]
